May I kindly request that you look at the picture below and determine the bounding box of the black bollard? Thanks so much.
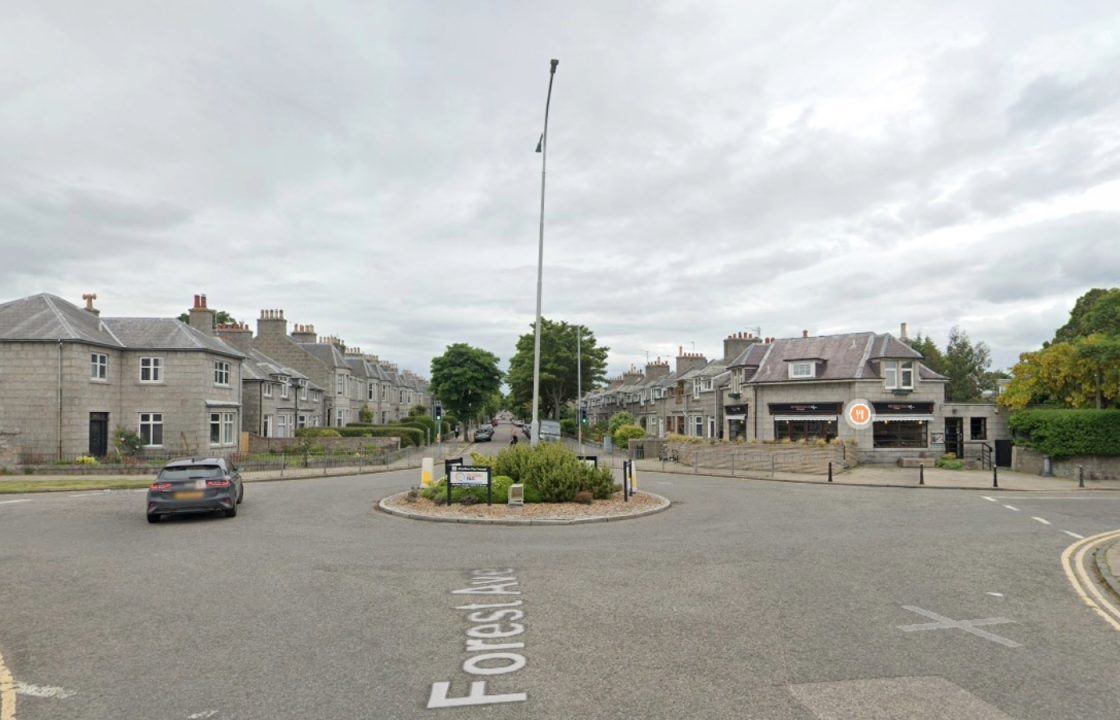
[992,465,998,488]
[828,461,833,482]
[919,464,924,485]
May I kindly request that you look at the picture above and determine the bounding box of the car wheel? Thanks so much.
[223,503,237,518]
[236,485,244,504]
[147,513,160,524]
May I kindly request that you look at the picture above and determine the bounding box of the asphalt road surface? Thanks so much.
[3,450,1120,719]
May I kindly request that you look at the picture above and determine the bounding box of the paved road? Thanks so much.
[2,446,1120,719]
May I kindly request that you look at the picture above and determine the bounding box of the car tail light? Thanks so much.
[150,482,173,492]
[207,478,231,489]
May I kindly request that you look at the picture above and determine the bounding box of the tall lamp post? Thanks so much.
[531,58,559,447]
[576,324,582,453]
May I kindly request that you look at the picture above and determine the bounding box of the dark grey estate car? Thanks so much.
[147,457,243,523]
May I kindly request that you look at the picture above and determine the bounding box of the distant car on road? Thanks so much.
[147,457,243,523]
[474,427,494,442]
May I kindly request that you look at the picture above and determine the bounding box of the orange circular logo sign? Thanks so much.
[846,399,873,429]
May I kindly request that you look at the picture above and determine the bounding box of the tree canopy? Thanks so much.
[1001,288,1120,409]
[178,310,239,327]
[429,344,503,429]
[507,319,609,421]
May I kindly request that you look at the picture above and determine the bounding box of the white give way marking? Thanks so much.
[15,682,76,699]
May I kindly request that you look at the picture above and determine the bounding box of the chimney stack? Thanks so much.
[802,329,808,338]
[675,347,708,376]
[645,357,671,380]
[290,323,317,343]
[188,293,216,335]
[81,293,100,316]
[215,321,253,351]
[257,309,288,338]
[723,331,761,362]
[900,322,909,340]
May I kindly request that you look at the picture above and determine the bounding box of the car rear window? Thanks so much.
[159,465,225,481]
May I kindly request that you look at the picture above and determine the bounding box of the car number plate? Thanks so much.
[174,491,205,501]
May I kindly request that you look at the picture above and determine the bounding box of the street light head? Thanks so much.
[535,133,543,153]
[550,59,559,71]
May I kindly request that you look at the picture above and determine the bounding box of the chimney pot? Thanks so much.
[201,294,207,309]
[803,330,808,338]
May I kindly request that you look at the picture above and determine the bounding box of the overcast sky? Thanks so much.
[3,1,1118,379]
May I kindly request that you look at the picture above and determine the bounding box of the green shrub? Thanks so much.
[340,425,423,446]
[608,412,635,436]
[1010,409,1120,459]
[297,428,342,438]
[613,424,646,449]
[936,454,964,470]
[561,418,577,435]
[359,406,374,424]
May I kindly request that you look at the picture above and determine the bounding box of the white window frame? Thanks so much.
[276,413,290,438]
[209,411,237,446]
[693,415,704,437]
[336,373,345,396]
[281,383,290,399]
[139,412,163,447]
[139,357,162,383]
[263,414,274,437]
[214,361,231,386]
[263,383,273,398]
[91,353,108,381]
[884,360,915,390]
[789,362,815,379]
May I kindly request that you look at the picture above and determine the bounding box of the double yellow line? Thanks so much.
[1061,528,1120,632]
[0,644,15,720]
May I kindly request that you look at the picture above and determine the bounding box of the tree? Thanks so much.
[943,326,992,402]
[1002,288,1120,410]
[1051,288,1120,344]
[507,319,609,420]
[902,333,946,375]
[177,310,239,327]
[429,344,503,434]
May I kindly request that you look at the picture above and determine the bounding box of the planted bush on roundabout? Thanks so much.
[421,443,618,505]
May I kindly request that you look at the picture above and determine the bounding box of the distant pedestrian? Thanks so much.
[510,434,519,446]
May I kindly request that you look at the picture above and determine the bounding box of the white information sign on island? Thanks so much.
[451,468,490,487]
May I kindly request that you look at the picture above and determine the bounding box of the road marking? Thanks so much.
[1064,531,1085,539]
[986,592,1004,598]
[1031,516,1051,525]
[1061,529,1120,632]
[1002,505,1020,512]
[15,682,76,699]
[187,711,219,719]
[0,500,31,505]
[993,496,1120,501]
[0,646,15,720]
[897,605,1021,648]
[981,496,997,502]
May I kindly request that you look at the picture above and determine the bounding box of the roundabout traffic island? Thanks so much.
[378,488,669,525]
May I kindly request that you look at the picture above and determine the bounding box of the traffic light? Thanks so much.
[435,404,443,422]
[580,407,588,425]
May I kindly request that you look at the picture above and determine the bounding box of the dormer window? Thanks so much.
[883,360,915,390]
[789,361,815,379]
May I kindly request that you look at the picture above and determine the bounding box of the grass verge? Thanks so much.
[0,479,152,494]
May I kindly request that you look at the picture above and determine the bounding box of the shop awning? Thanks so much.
[773,414,838,422]
[872,415,935,422]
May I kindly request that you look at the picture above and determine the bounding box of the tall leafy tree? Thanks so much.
[943,326,992,402]
[902,333,945,375]
[1002,288,1120,410]
[507,319,609,420]
[429,344,503,432]
[1051,288,1120,344]
[177,310,239,326]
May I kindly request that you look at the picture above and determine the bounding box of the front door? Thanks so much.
[944,417,963,458]
[89,412,109,457]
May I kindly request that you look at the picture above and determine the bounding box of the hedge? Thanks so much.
[1009,409,1120,459]
[338,424,424,446]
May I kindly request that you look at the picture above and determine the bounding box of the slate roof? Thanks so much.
[104,318,244,358]
[241,348,308,384]
[744,333,940,384]
[0,293,124,347]
[0,294,242,358]
[298,342,348,369]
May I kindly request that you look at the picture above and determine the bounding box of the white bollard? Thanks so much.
[421,457,434,487]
